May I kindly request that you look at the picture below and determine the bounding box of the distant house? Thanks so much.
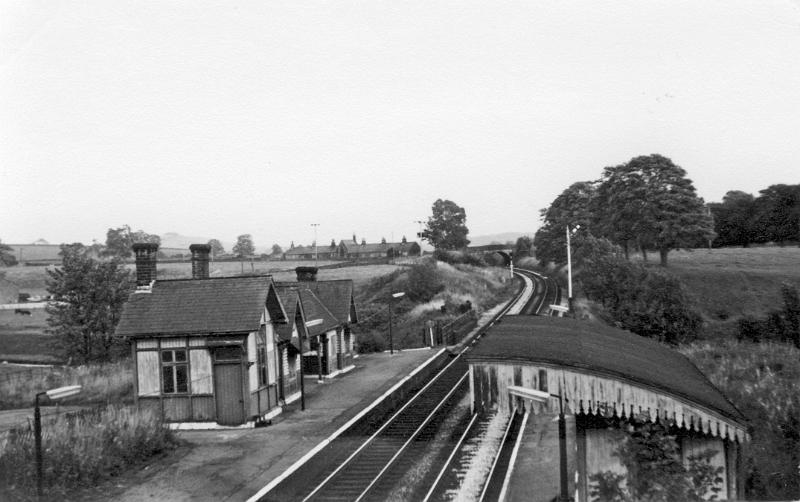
[116,244,289,426]
[466,316,748,501]
[276,267,358,378]
[339,236,421,260]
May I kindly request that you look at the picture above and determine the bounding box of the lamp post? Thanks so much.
[302,319,324,410]
[508,385,569,502]
[35,385,82,497]
[388,292,405,355]
[566,225,580,315]
[311,223,320,265]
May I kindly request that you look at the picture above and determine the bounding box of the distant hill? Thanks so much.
[159,232,270,254]
[159,232,215,250]
[468,232,535,247]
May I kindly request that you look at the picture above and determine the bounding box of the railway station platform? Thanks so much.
[82,349,440,502]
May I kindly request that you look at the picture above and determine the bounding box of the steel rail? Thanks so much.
[300,354,467,502]
[420,412,479,502]
[302,268,532,502]
[478,409,519,502]
[353,372,470,502]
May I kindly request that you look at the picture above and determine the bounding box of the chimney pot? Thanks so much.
[132,243,159,287]
[295,266,318,282]
[189,244,211,279]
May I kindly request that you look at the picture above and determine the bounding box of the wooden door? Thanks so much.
[214,363,245,425]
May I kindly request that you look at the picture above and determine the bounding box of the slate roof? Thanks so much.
[466,316,745,424]
[274,285,305,343]
[277,280,358,325]
[297,289,340,337]
[115,275,286,337]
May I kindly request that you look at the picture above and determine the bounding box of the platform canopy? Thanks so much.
[466,316,748,442]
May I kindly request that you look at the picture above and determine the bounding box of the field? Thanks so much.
[661,247,800,317]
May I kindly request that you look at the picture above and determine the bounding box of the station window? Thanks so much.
[162,349,188,393]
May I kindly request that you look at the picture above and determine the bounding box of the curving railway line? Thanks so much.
[254,267,560,502]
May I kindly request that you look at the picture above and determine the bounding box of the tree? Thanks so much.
[709,191,757,247]
[753,184,800,245]
[233,234,255,258]
[271,243,283,256]
[514,236,534,257]
[103,225,161,258]
[595,155,714,266]
[533,181,597,266]
[207,239,225,259]
[0,239,17,266]
[46,244,133,363]
[420,199,470,250]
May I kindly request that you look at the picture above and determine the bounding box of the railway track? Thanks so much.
[255,266,558,502]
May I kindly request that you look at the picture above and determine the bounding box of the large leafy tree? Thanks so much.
[753,184,800,245]
[103,225,161,258]
[233,234,255,257]
[207,239,225,259]
[46,244,133,363]
[421,199,470,250]
[533,181,597,266]
[709,191,758,247]
[595,154,714,266]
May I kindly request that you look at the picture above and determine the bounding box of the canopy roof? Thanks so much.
[467,316,747,439]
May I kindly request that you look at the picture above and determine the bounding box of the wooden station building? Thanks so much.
[116,247,360,427]
[466,316,749,501]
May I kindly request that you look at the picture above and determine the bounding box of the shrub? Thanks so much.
[0,404,177,499]
[404,260,444,303]
[432,249,486,267]
[737,283,800,347]
[580,256,702,344]
[589,421,723,502]
[682,340,800,500]
[356,331,386,353]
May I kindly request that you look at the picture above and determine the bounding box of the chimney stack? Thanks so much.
[189,244,211,279]
[295,266,318,282]
[133,243,159,287]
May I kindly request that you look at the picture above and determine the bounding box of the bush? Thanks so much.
[580,256,702,344]
[682,340,800,500]
[0,404,177,499]
[356,331,386,353]
[737,283,800,347]
[404,260,444,303]
[432,249,486,267]
[589,421,723,502]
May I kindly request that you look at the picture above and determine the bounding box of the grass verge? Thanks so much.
[0,404,177,500]
[0,360,133,410]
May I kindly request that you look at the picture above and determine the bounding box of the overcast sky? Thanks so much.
[2,1,799,248]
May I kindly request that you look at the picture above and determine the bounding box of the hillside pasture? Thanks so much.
[634,247,800,321]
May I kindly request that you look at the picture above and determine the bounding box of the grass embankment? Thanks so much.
[355,258,516,351]
[0,404,177,500]
[682,340,800,499]
[0,360,133,410]
[641,247,800,337]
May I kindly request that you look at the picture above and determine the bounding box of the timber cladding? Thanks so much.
[134,337,220,422]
